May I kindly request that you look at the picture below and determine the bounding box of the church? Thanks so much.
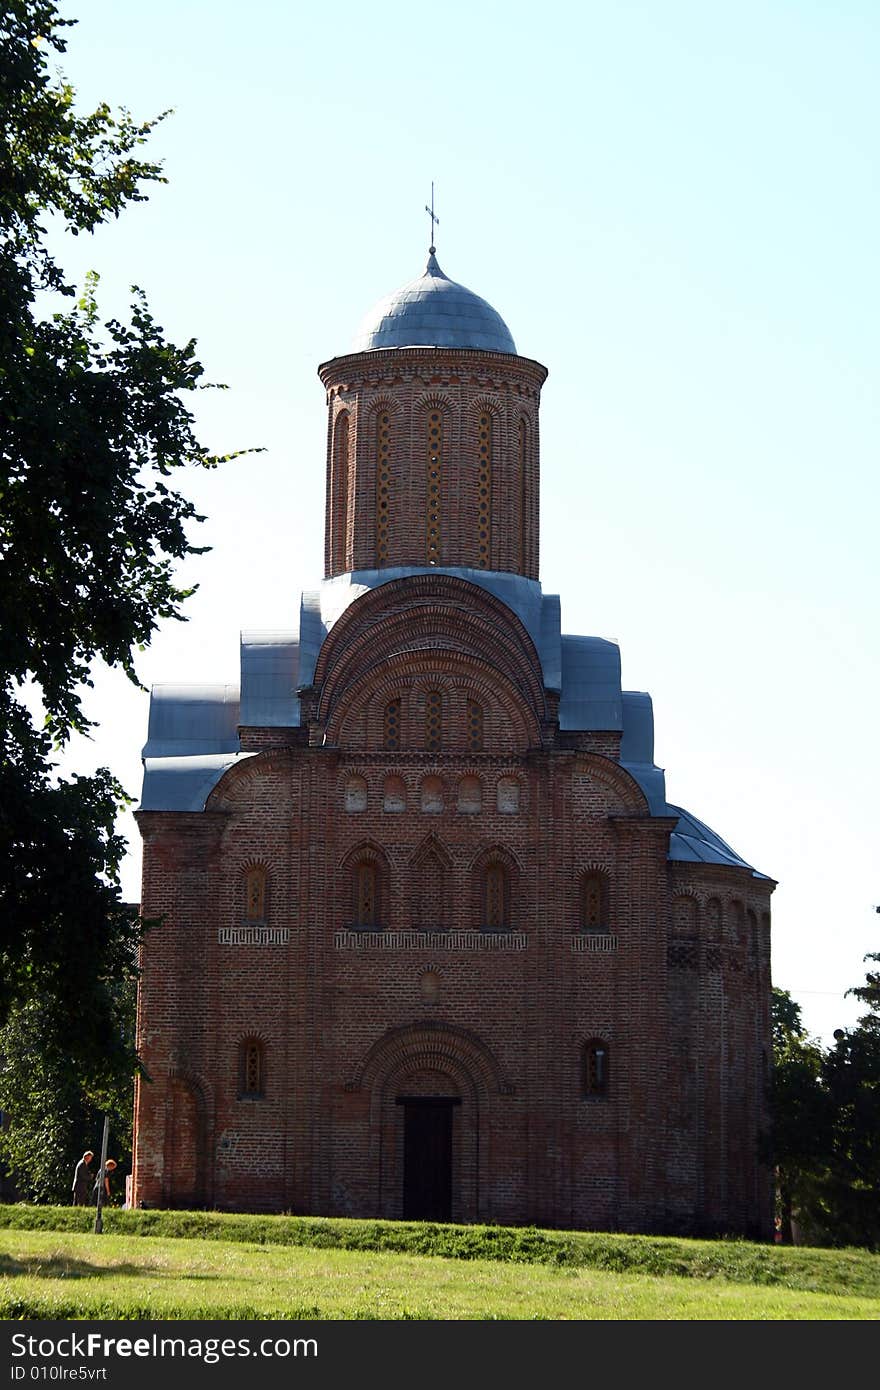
[131,238,775,1236]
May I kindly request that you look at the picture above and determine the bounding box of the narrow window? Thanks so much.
[420,775,444,813]
[707,897,723,939]
[344,775,367,813]
[376,409,391,565]
[672,896,698,935]
[584,1040,610,1098]
[457,775,482,814]
[582,872,606,930]
[484,862,508,930]
[383,775,406,813]
[240,1039,264,1098]
[467,699,483,752]
[477,411,492,568]
[245,867,266,922]
[518,416,528,571]
[355,861,378,928]
[426,410,442,563]
[333,410,350,569]
[425,690,442,751]
[383,698,401,751]
[747,908,759,961]
[497,777,520,814]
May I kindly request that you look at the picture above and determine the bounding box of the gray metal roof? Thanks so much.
[142,684,240,758]
[352,252,517,355]
[298,569,560,692]
[240,630,301,727]
[136,579,766,877]
[140,752,256,812]
[667,804,768,878]
[558,636,623,731]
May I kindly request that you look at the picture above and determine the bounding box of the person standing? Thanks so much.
[94,1157,117,1204]
[71,1151,94,1206]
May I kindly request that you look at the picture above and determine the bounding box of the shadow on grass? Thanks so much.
[0,1253,224,1283]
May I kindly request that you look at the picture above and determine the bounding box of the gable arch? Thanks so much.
[349,1020,513,1099]
[572,753,651,817]
[312,576,548,749]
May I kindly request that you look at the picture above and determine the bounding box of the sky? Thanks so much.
[44,0,879,1044]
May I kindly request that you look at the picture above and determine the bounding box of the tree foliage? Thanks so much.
[769,968,880,1250]
[0,1,247,1195]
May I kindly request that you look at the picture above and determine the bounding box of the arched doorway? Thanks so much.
[353,1022,510,1224]
[396,1081,462,1222]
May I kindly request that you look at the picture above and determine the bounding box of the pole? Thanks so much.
[93,1114,109,1235]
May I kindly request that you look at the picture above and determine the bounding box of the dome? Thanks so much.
[352,251,517,355]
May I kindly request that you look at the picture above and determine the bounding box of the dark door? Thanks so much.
[399,1097,458,1221]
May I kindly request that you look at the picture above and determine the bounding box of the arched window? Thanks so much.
[383,698,401,751]
[484,862,508,930]
[344,775,367,813]
[240,1038,265,1098]
[477,412,492,568]
[414,849,447,931]
[420,775,444,813]
[707,898,723,940]
[496,777,520,814]
[333,410,350,569]
[354,861,378,929]
[747,908,759,961]
[584,1039,610,1098]
[672,896,698,935]
[376,409,391,565]
[425,690,442,751]
[426,410,443,563]
[518,416,528,571]
[245,867,266,922]
[467,699,483,752]
[581,871,607,930]
[457,775,482,814]
[383,775,406,813]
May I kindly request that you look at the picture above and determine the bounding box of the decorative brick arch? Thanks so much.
[351,1020,511,1098]
[207,750,291,810]
[313,576,547,748]
[409,834,453,930]
[348,1021,513,1223]
[163,1067,211,1209]
[573,753,651,816]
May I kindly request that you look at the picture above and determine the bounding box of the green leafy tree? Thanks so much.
[766,988,828,1244]
[810,952,880,1249]
[0,1,249,1197]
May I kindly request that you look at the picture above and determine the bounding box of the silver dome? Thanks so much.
[352,251,517,355]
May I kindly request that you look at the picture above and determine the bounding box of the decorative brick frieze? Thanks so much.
[218,927,291,947]
[334,929,528,951]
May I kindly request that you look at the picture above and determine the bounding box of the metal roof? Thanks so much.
[140,752,256,812]
[351,252,517,355]
[667,804,768,878]
[558,636,623,731]
[240,630,301,727]
[298,569,561,692]
[136,578,765,876]
[142,684,240,758]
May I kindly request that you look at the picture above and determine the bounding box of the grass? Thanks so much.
[0,1206,878,1320]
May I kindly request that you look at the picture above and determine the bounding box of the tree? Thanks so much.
[0,1,248,1195]
[766,988,828,1244]
[768,967,880,1250]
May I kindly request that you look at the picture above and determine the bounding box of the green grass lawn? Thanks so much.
[0,1207,877,1320]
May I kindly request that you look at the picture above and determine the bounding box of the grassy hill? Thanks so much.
[1,1206,877,1320]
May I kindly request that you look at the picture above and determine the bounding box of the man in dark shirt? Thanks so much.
[71,1151,94,1205]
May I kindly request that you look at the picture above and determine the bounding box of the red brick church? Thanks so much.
[132,241,775,1236]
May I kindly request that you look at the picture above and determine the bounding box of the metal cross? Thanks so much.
[425,182,439,252]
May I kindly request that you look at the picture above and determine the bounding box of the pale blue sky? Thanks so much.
[48,0,879,1042]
